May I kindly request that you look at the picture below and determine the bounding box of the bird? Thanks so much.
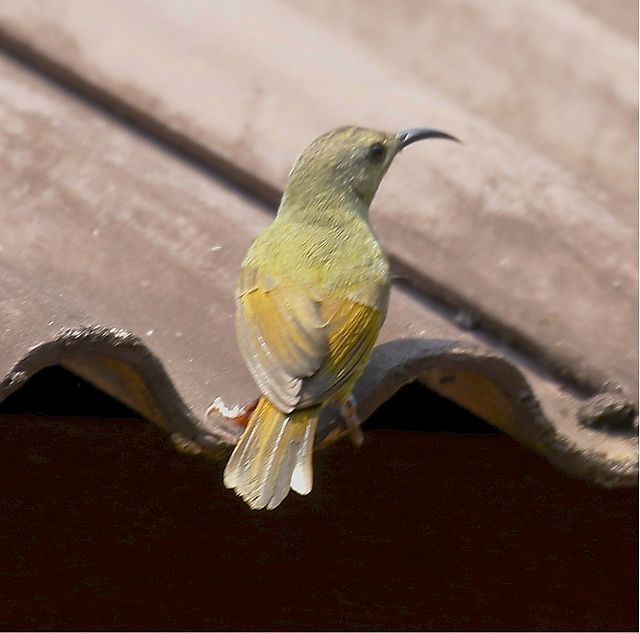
[220,125,458,509]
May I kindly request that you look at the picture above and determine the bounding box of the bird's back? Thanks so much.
[243,213,391,310]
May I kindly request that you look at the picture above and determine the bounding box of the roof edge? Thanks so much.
[1,326,636,488]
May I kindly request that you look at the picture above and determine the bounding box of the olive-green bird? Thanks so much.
[224,125,458,509]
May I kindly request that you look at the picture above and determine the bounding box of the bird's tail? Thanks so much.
[223,397,319,510]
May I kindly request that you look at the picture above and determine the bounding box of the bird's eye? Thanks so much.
[368,143,386,163]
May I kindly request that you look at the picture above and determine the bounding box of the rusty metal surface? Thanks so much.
[0,51,635,487]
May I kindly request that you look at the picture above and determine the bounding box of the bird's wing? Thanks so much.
[296,295,384,407]
[236,265,386,412]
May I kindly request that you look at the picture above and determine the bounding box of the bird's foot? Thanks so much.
[340,395,364,448]
[206,396,258,428]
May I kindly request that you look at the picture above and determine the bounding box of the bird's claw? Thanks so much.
[340,395,364,448]
[206,396,258,428]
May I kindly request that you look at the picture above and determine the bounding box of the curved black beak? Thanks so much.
[395,127,460,149]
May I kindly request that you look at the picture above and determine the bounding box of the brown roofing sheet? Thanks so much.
[0,0,636,399]
[0,50,635,487]
[290,0,638,199]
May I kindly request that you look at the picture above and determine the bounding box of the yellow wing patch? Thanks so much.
[236,266,385,411]
[300,297,383,406]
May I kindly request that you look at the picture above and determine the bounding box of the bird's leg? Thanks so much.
[340,394,364,448]
[206,396,258,428]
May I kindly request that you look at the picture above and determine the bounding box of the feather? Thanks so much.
[237,265,384,411]
[224,397,319,510]
[236,267,328,411]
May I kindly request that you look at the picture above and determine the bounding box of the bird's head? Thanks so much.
[282,126,459,211]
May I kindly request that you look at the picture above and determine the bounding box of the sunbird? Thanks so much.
[222,126,458,509]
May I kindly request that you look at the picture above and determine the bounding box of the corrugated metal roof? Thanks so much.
[0,1,637,487]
